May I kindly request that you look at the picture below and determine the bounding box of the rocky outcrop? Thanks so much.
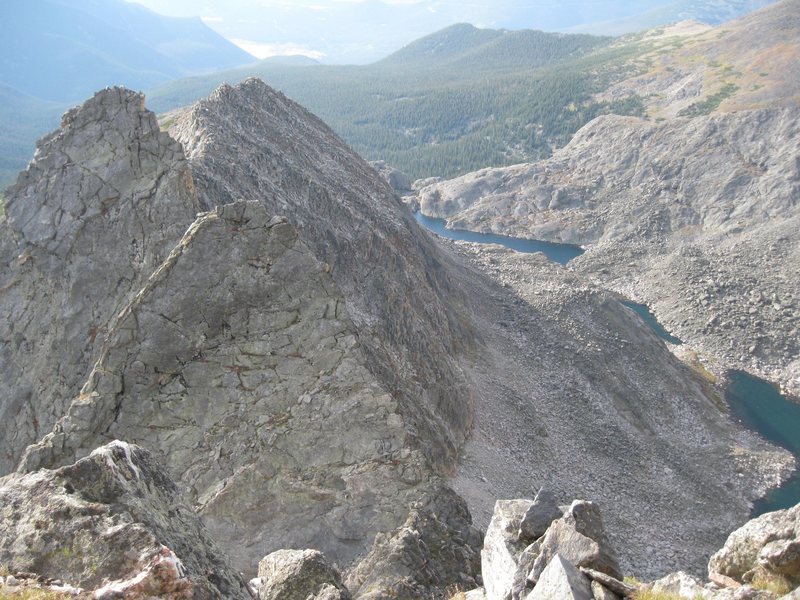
[415,106,800,397]
[481,497,620,600]
[167,79,476,475]
[0,441,251,599]
[344,486,481,599]
[0,87,199,474]
[479,497,800,600]
[252,549,350,600]
[481,499,535,600]
[20,198,439,574]
[1,80,480,579]
[710,503,800,587]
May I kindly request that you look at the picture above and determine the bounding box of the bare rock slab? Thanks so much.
[482,499,534,600]
[525,554,593,600]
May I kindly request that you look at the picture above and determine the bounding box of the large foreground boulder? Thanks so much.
[254,549,350,600]
[482,499,535,600]
[482,497,621,600]
[710,503,800,586]
[0,441,251,598]
[345,486,481,599]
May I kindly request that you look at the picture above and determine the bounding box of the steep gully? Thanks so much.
[415,211,800,516]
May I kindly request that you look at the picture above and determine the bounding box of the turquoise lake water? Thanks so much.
[621,301,684,345]
[414,211,799,515]
[725,371,800,515]
[414,212,584,265]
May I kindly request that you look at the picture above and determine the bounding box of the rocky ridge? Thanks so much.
[3,82,478,578]
[0,77,793,597]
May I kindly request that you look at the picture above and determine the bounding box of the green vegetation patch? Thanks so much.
[678,82,739,117]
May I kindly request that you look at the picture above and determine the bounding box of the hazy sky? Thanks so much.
[128,0,662,63]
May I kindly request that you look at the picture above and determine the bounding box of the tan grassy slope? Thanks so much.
[599,0,800,117]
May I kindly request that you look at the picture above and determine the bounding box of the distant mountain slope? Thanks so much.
[378,23,610,72]
[0,0,255,103]
[149,27,637,181]
[597,0,800,117]
[146,2,792,182]
[567,0,778,35]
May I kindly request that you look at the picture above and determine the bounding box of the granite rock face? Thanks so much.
[20,199,436,574]
[3,79,480,579]
[416,107,800,396]
[0,87,200,474]
[167,79,476,474]
[255,549,350,600]
[0,441,251,599]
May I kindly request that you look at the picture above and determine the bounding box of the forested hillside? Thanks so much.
[150,25,645,179]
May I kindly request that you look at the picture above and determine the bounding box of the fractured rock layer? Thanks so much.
[0,87,199,473]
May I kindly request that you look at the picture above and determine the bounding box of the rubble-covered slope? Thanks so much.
[417,106,800,396]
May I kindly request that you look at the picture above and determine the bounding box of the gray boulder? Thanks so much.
[525,554,593,600]
[651,571,707,598]
[257,549,350,600]
[345,486,481,600]
[482,499,534,600]
[0,441,251,598]
[518,489,562,542]
[709,503,800,585]
[528,501,622,585]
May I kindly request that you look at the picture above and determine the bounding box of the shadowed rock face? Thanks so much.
[0,441,252,599]
[0,87,200,474]
[167,78,476,474]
